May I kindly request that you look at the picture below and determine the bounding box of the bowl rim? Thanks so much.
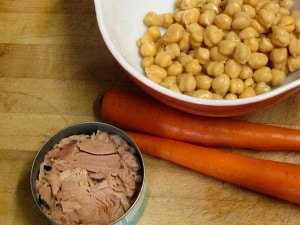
[94,0,300,107]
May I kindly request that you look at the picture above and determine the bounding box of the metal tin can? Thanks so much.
[30,122,147,225]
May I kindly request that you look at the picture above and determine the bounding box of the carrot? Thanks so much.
[127,131,300,204]
[100,88,300,151]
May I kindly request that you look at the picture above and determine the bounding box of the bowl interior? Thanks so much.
[95,0,300,108]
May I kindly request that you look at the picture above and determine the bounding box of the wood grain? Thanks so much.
[1,1,300,225]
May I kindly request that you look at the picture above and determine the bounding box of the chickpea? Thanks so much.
[224,31,241,43]
[218,39,236,55]
[147,26,161,40]
[239,65,253,79]
[287,56,300,72]
[242,4,256,18]
[225,59,242,78]
[214,13,232,30]
[144,12,163,26]
[253,67,273,83]
[166,43,181,59]
[187,46,196,55]
[212,74,231,95]
[233,42,251,64]
[282,64,291,74]
[199,10,216,26]
[194,47,210,64]
[224,0,242,16]
[179,0,200,10]
[230,0,244,6]
[179,73,197,92]
[202,2,220,14]
[250,19,266,34]
[196,74,213,90]
[142,57,154,68]
[255,0,272,12]
[160,76,177,88]
[243,0,259,7]
[270,26,291,47]
[162,23,185,43]
[140,42,157,57]
[178,52,193,66]
[176,72,184,84]
[271,69,286,86]
[248,52,268,69]
[137,33,153,48]
[261,1,279,14]
[155,42,165,54]
[238,27,259,40]
[255,82,271,95]
[279,0,294,11]
[145,65,167,83]
[192,89,214,99]
[173,9,184,24]
[207,0,222,6]
[277,15,295,33]
[185,59,202,75]
[244,77,255,88]
[169,83,182,93]
[258,37,274,53]
[273,63,288,71]
[182,8,201,24]
[206,61,225,76]
[190,36,202,48]
[185,90,198,96]
[232,12,251,30]
[289,37,300,57]
[229,78,244,94]
[279,7,292,16]
[160,13,174,28]
[270,48,288,65]
[210,46,228,61]
[239,86,256,98]
[179,32,191,52]
[155,51,173,68]
[244,37,259,52]
[211,93,223,99]
[189,49,196,58]
[225,93,238,100]
[257,9,276,29]
[167,61,183,76]
[203,25,224,47]
[186,23,204,43]
[190,49,201,63]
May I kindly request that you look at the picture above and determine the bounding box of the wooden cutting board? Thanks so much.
[1,1,300,224]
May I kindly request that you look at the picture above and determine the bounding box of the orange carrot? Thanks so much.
[127,131,300,204]
[100,88,300,151]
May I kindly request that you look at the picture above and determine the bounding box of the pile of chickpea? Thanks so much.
[137,0,300,100]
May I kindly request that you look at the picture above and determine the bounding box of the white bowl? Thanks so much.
[94,0,300,117]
